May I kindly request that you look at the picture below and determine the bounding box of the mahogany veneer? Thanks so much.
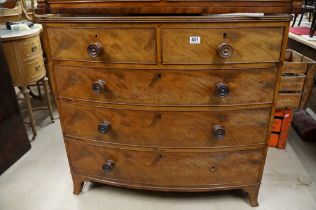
[36,0,302,15]
[39,14,291,207]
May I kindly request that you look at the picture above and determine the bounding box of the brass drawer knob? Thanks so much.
[98,121,111,134]
[216,82,230,97]
[31,45,37,52]
[218,43,233,58]
[35,64,41,71]
[87,43,102,57]
[213,125,225,139]
[102,160,115,173]
[92,80,106,94]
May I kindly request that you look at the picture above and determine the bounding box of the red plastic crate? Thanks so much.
[268,108,294,149]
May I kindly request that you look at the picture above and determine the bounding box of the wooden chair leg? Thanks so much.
[36,81,42,98]
[298,11,306,26]
[292,14,298,27]
[21,86,37,140]
[242,185,260,207]
[43,77,54,123]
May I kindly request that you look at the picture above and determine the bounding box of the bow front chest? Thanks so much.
[40,14,293,206]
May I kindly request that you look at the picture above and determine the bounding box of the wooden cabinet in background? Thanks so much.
[0,26,54,139]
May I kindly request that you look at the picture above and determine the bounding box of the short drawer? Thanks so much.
[61,103,271,148]
[67,140,263,187]
[55,65,277,106]
[23,55,46,84]
[19,35,42,59]
[47,27,156,64]
[161,27,284,64]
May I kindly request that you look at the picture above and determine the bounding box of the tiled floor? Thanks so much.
[0,108,316,210]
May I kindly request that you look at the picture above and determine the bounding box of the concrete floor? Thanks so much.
[1,107,316,210]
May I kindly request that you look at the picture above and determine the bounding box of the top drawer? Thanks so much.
[19,35,42,59]
[47,27,157,64]
[162,27,284,64]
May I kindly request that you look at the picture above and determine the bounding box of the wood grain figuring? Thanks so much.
[22,55,46,84]
[61,102,271,148]
[55,65,277,106]
[47,27,156,64]
[39,16,290,206]
[162,27,284,64]
[67,139,263,186]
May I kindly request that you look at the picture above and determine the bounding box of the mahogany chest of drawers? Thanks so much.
[40,15,292,206]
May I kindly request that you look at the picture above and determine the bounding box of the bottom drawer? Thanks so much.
[67,140,263,187]
[23,55,46,84]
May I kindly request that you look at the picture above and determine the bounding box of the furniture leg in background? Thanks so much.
[21,86,37,138]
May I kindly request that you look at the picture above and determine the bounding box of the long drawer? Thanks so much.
[67,139,263,187]
[61,103,271,148]
[55,65,277,106]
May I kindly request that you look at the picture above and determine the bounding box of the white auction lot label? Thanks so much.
[189,36,201,44]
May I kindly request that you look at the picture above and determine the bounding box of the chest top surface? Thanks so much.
[36,0,302,15]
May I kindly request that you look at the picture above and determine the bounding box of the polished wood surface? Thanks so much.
[55,65,277,106]
[0,40,31,175]
[161,27,284,64]
[67,139,263,187]
[61,102,271,147]
[40,15,290,206]
[36,0,302,15]
[47,27,156,64]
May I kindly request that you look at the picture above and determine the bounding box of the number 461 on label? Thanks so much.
[189,36,201,44]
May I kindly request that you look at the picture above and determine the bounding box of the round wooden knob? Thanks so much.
[213,125,225,139]
[87,43,102,57]
[216,83,230,97]
[31,45,37,52]
[209,166,217,172]
[92,80,106,94]
[98,121,111,134]
[102,160,115,173]
[218,43,233,58]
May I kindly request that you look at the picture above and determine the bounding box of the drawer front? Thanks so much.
[162,27,284,64]
[23,56,46,84]
[19,35,42,59]
[61,103,271,147]
[67,140,263,186]
[55,65,276,106]
[47,27,156,64]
